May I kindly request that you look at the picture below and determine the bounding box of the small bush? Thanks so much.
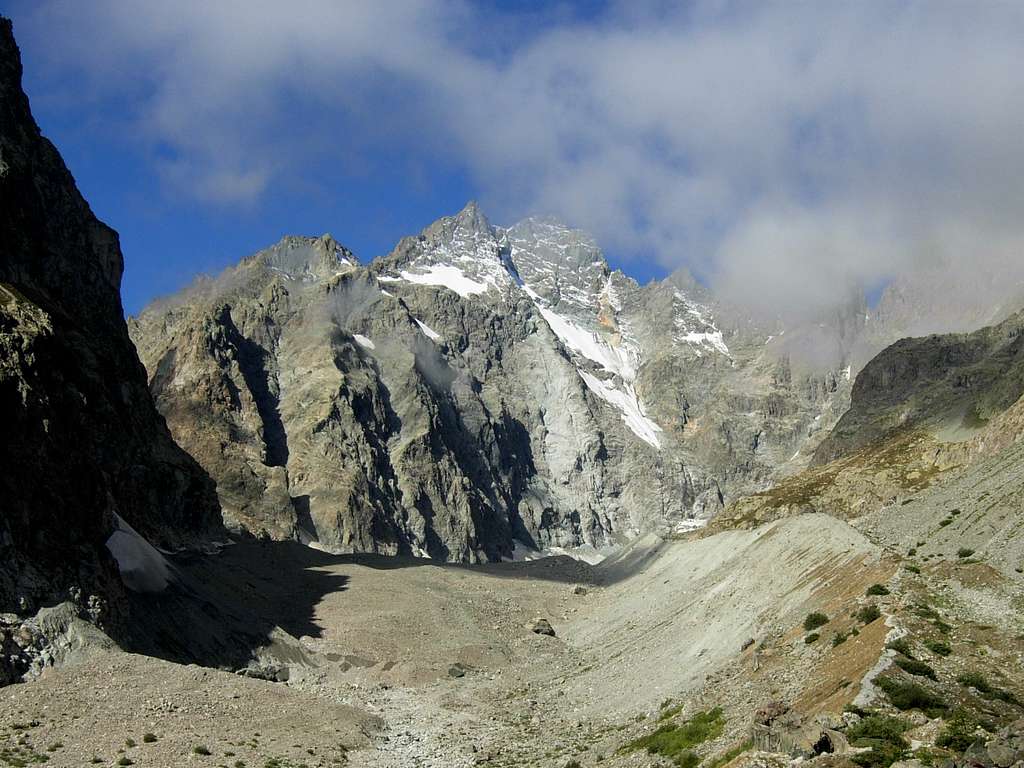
[895,658,936,680]
[924,640,951,657]
[124,738,135,748]
[858,605,882,625]
[887,638,914,658]
[805,632,820,644]
[938,519,952,527]
[142,733,157,744]
[846,715,909,768]
[957,548,975,558]
[116,759,133,767]
[936,709,979,752]
[875,676,947,716]
[905,564,921,574]
[957,672,991,693]
[832,633,848,647]
[193,745,212,756]
[866,584,891,596]
[804,612,829,631]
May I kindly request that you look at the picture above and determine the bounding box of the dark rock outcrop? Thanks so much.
[0,17,222,634]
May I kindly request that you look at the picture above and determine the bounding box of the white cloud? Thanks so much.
[12,0,1024,320]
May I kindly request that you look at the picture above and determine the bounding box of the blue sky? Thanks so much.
[11,1,656,315]
[6,1,1024,320]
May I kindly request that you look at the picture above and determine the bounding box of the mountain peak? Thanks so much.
[258,234,357,281]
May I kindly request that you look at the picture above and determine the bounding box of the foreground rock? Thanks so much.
[0,17,221,681]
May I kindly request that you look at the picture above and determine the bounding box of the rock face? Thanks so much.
[814,310,1024,465]
[718,310,1024,574]
[0,19,222,626]
[130,203,858,561]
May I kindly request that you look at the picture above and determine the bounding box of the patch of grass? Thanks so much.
[706,741,752,768]
[867,584,891,596]
[875,676,947,717]
[924,639,951,657]
[193,745,212,756]
[858,605,882,625]
[936,709,979,752]
[957,548,975,559]
[660,700,685,721]
[805,633,820,644]
[622,707,725,767]
[846,715,910,768]
[142,733,157,744]
[895,658,936,680]
[803,612,829,631]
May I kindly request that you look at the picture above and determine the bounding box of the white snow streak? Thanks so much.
[415,318,442,341]
[579,370,662,448]
[353,334,376,349]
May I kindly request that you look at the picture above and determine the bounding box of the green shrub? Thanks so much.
[924,639,951,657]
[846,715,909,768]
[193,745,212,756]
[887,638,914,658]
[957,672,991,693]
[957,548,975,558]
[904,564,921,574]
[875,676,947,716]
[858,605,882,624]
[622,708,725,767]
[866,584,891,596]
[936,709,979,752]
[805,633,820,644]
[124,738,135,748]
[142,733,157,744]
[938,519,952,527]
[116,759,133,767]
[895,658,936,680]
[832,633,848,647]
[804,612,829,631]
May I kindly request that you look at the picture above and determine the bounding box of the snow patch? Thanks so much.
[353,334,376,350]
[415,319,442,341]
[534,302,637,381]
[579,370,662,448]
[389,264,489,298]
[105,514,173,593]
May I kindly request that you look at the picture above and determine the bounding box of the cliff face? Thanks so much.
[0,18,222,633]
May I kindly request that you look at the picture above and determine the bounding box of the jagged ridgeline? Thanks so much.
[129,204,858,562]
[0,18,222,632]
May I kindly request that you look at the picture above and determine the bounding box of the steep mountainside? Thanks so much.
[719,310,1024,577]
[130,203,856,561]
[0,17,222,676]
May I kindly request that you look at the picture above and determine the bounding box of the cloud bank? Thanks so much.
[15,0,1024,321]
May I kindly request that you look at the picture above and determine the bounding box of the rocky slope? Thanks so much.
[130,204,857,561]
[0,18,221,680]
[718,309,1024,580]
